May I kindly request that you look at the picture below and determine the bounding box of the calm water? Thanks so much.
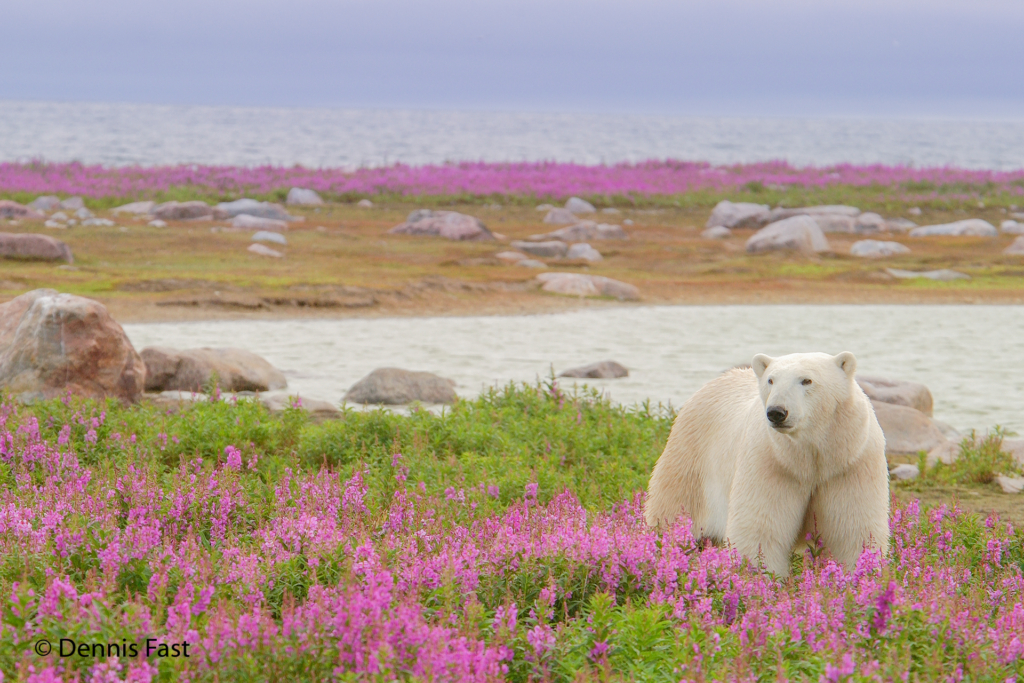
[3,100,1024,170]
[123,305,1024,433]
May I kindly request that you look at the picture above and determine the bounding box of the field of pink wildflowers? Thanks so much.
[1,160,1023,204]
[1,385,1022,682]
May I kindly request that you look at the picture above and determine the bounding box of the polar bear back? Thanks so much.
[644,367,762,536]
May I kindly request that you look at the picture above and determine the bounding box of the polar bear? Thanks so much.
[644,351,889,576]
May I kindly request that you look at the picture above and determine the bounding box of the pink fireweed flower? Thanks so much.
[224,445,242,470]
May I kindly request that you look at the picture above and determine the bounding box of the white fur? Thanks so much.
[644,351,889,576]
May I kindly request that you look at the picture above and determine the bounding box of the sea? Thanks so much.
[1,100,1024,170]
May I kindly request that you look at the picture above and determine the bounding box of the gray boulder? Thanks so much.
[112,201,156,215]
[152,201,223,221]
[531,221,628,242]
[495,251,528,263]
[559,360,628,379]
[909,219,998,237]
[286,188,324,205]
[870,400,952,463]
[768,205,861,221]
[543,208,579,224]
[565,197,596,214]
[857,375,933,415]
[536,273,639,300]
[746,216,831,254]
[1003,236,1024,255]
[850,240,910,258]
[0,233,73,263]
[701,226,732,239]
[141,346,287,393]
[344,367,457,405]
[511,240,568,258]
[389,210,494,241]
[59,197,85,211]
[29,196,61,212]
[886,268,970,281]
[566,243,602,261]
[216,198,296,221]
[0,200,45,220]
[248,243,283,258]
[852,212,885,233]
[1001,220,1024,234]
[882,218,918,232]
[705,201,770,229]
[996,475,1024,494]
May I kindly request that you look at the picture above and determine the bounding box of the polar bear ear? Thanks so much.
[833,351,856,378]
[752,354,773,378]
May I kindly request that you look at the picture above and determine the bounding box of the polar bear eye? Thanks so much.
[767,378,772,385]
[802,379,812,386]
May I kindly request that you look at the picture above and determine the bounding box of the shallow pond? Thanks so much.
[124,305,1024,433]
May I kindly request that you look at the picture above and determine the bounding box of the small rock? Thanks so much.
[29,196,61,212]
[995,475,1024,494]
[248,243,283,258]
[389,210,494,241]
[850,240,911,258]
[0,289,145,402]
[44,220,67,229]
[566,243,602,261]
[536,204,554,211]
[768,205,861,221]
[75,207,94,220]
[344,367,457,405]
[536,272,639,300]
[0,200,45,221]
[59,197,85,210]
[286,187,324,205]
[623,219,634,226]
[50,212,69,221]
[701,226,732,239]
[142,346,287,393]
[148,219,167,228]
[252,230,287,245]
[565,197,596,214]
[908,207,922,216]
[746,216,831,254]
[0,233,73,262]
[543,208,579,224]
[601,207,621,214]
[889,464,920,481]
[511,240,568,258]
[810,214,857,233]
[516,259,547,268]
[909,219,998,237]
[531,221,628,242]
[857,375,933,415]
[260,392,340,419]
[495,251,528,263]
[112,201,156,215]
[217,198,295,221]
[852,212,885,233]
[1001,220,1024,234]
[885,268,970,281]
[1004,236,1024,255]
[233,214,289,231]
[152,201,219,221]
[705,201,770,229]
[81,218,115,227]
[559,360,628,379]
[357,199,374,208]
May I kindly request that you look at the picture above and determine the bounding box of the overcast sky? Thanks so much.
[3,0,1023,118]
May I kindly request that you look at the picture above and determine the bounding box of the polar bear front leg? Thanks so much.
[725,462,809,577]
[808,456,890,568]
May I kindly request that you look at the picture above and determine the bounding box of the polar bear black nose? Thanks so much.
[766,407,788,425]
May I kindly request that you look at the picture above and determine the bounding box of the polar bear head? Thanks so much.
[751,351,857,435]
